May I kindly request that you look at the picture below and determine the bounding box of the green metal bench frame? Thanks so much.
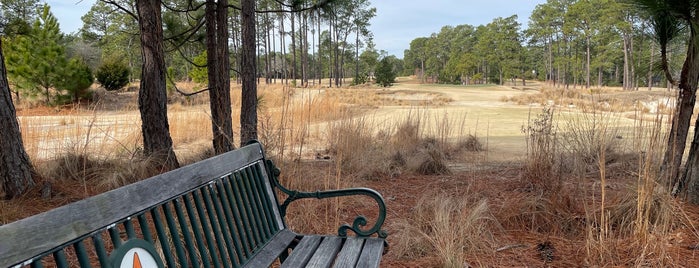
[0,141,388,268]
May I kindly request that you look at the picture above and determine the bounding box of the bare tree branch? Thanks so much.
[167,72,210,96]
[162,0,206,13]
[100,0,138,20]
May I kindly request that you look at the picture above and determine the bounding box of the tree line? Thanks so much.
[403,0,686,90]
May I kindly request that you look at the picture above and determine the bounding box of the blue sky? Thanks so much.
[369,1,547,56]
[46,0,546,58]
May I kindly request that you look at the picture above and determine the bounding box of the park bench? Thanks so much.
[0,141,388,268]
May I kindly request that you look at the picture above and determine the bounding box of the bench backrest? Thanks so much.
[0,143,286,268]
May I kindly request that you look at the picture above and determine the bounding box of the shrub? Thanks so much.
[459,134,484,152]
[96,59,130,91]
[55,58,94,104]
[351,73,369,85]
[188,51,208,84]
[375,57,396,87]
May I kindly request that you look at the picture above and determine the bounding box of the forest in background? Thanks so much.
[3,0,685,106]
[403,0,685,89]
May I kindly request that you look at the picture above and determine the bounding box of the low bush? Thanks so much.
[96,59,130,91]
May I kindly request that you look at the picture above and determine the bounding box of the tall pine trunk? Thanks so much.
[240,0,258,145]
[291,11,297,84]
[317,9,322,86]
[586,36,591,89]
[671,25,699,201]
[648,42,654,91]
[136,0,179,169]
[205,0,234,154]
[355,26,360,81]
[0,39,36,199]
[334,16,340,87]
[279,12,287,85]
[265,13,272,84]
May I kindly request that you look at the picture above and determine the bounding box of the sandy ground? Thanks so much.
[20,81,542,161]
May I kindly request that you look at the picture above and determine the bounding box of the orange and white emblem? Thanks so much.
[119,249,158,268]
[110,239,164,268]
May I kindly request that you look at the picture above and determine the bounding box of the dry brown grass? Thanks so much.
[503,86,676,115]
[323,88,453,107]
[6,78,699,267]
[392,193,500,267]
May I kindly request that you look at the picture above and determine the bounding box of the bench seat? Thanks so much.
[245,230,385,268]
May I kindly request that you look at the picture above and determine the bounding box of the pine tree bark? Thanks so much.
[206,0,234,155]
[671,25,699,201]
[0,39,36,199]
[240,0,258,145]
[317,10,322,86]
[136,0,179,168]
[622,34,632,90]
[291,11,297,84]
[216,0,233,149]
[586,36,591,89]
[648,42,654,91]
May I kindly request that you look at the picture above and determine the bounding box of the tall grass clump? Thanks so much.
[559,104,628,178]
[556,101,693,266]
[522,105,559,192]
[392,193,500,267]
[324,110,467,180]
[407,138,452,175]
[326,115,377,177]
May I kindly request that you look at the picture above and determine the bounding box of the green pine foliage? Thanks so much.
[189,50,208,84]
[96,59,130,91]
[59,58,94,102]
[375,57,396,87]
[5,4,67,103]
[352,73,369,85]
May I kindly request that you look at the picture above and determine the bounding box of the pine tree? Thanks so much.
[59,58,94,103]
[5,4,67,104]
[375,57,396,87]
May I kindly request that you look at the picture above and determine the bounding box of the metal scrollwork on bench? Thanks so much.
[265,159,388,239]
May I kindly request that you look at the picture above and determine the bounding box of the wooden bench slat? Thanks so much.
[332,237,365,268]
[280,235,323,268]
[255,161,286,231]
[305,236,343,268]
[356,238,385,268]
[242,229,296,268]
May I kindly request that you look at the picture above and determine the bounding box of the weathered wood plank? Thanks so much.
[256,161,285,231]
[332,237,364,268]
[355,238,385,268]
[242,229,297,268]
[0,143,266,268]
[280,235,323,268]
[305,236,343,268]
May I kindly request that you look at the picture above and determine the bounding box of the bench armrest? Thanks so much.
[265,160,388,239]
